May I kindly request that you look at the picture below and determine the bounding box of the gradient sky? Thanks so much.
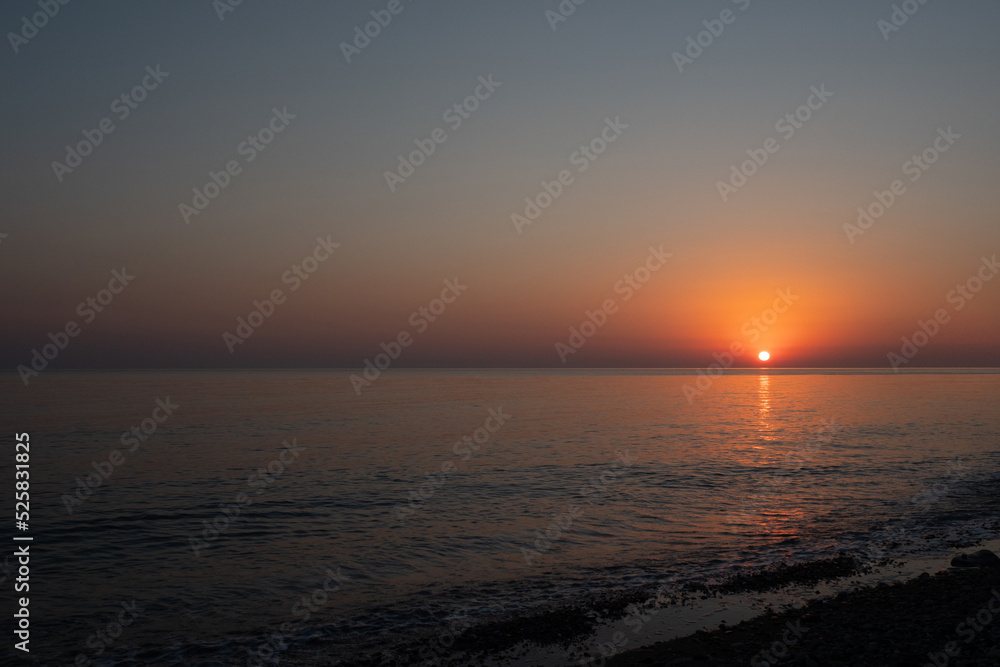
[2,0,999,370]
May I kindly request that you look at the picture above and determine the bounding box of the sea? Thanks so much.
[3,369,999,666]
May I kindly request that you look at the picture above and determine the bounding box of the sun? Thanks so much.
[758,351,771,362]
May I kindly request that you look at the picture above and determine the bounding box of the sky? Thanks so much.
[1,0,999,371]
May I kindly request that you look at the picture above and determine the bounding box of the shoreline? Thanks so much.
[327,541,1000,666]
[605,554,1000,666]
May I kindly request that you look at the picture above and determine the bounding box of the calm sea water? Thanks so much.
[3,370,1000,665]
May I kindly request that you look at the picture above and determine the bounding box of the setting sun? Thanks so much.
[759,351,771,361]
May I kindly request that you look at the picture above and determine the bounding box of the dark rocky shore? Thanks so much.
[325,551,1000,666]
[606,552,1000,667]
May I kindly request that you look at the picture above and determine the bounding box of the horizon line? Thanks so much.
[5,367,1000,372]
